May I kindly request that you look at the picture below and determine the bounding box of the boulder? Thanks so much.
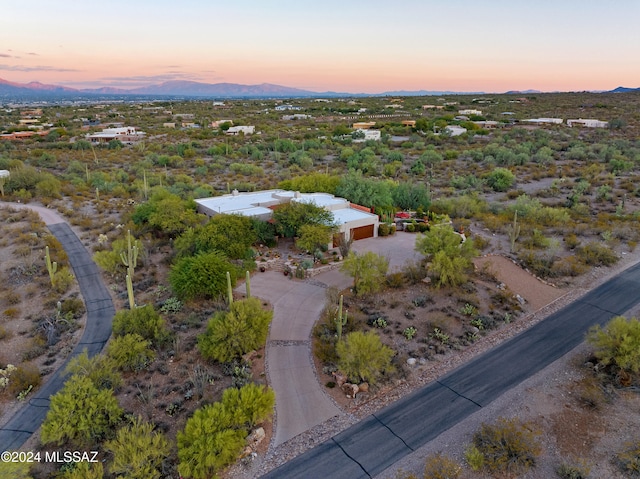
[342,383,359,398]
[248,427,266,446]
[406,357,417,366]
[333,371,347,387]
[358,382,369,393]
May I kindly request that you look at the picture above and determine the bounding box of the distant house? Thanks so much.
[86,126,146,144]
[353,129,381,142]
[173,113,195,120]
[444,125,467,136]
[226,125,255,136]
[522,118,563,125]
[567,118,608,128]
[195,189,379,243]
[163,122,176,128]
[282,114,312,120]
[211,120,233,128]
[352,121,376,130]
[473,121,499,129]
[422,105,444,110]
[458,109,482,116]
[402,120,416,127]
[274,104,302,111]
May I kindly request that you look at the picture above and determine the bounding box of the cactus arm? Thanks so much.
[245,270,251,298]
[126,274,135,309]
[227,271,233,305]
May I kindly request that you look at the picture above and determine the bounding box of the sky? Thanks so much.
[1,0,639,94]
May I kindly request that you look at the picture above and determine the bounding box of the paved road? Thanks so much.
[0,218,114,451]
[247,269,351,446]
[262,262,640,478]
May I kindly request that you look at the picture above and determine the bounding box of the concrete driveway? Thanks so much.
[247,269,351,446]
[350,232,422,272]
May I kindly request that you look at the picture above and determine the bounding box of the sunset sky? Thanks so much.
[1,0,638,93]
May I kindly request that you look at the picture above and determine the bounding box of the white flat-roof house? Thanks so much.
[86,127,146,144]
[195,189,379,243]
[567,118,608,128]
[458,109,482,116]
[226,125,255,136]
[522,118,563,125]
[353,129,381,142]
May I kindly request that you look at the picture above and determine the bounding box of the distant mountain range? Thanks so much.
[0,77,638,101]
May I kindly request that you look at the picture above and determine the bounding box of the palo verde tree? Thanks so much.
[41,375,123,447]
[271,200,334,238]
[587,315,640,374]
[198,297,272,363]
[415,225,477,288]
[336,330,395,385]
[169,251,238,301]
[340,251,389,297]
[177,383,275,479]
[105,416,169,479]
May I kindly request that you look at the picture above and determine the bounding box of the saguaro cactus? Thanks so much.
[226,271,233,305]
[245,271,251,298]
[45,246,57,286]
[335,295,348,341]
[507,210,520,253]
[120,230,139,309]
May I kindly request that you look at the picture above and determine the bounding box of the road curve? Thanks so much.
[0,205,114,451]
[262,262,640,478]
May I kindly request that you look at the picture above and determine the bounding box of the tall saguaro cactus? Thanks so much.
[245,271,251,298]
[120,230,139,309]
[45,246,57,286]
[506,210,521,253]
[335,294,348,341]
[226,271,233,305]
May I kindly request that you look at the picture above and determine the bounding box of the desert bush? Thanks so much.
[60,297,85,318]
[486,167,516,192]
[52,266,75,293]
[65,350,122,390]
[341,251,389,297]
[556,461,591,479]
[198,297,272,363]
[112,304,170,346]
[336,331,395,385]
[3,307,20,319]
[107,334,156,372]
[7,363,41,396]
[402,261,428,284]
[0,461,32,479]
[616,439,640,477]
[105,416,169,479]
[57,461,103,479]
[423,453,462,479]
[3,290,21,305]
[169,251,238,301]
[587,315,640,374]
[471,417,541,475]
[576,242,618,266]
[41,375,123,447]
[386,272,405,288]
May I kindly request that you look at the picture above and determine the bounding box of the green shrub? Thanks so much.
[52,266,75,293]
[112,304,169,346]
[486,167,516,192]
[65,350,122,390]
[336,331,395,385]
[587,316,640,373]
[556,461,591,479]
[423,453,462,479]
[107,334,156,372]
[169,251,238,301]
[576,242,618,266]
[57,461,103,479]
[0,461,32,479]
[465,444,485,471]
[472,417,541,475]
[198,297,272,363]
[379,223,390,236]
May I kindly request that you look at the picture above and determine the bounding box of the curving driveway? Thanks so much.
[247,269,352,446]
[0,203,114,451]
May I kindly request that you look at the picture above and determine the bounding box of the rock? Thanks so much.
[516,294,526,305]
[497,283,506,290]
[358,382,369,393]
[240,446,253,458]
[333,371,347,387]
[342,383,359,398]
[418,358,428,365]
[470,326,480,335]
[406,357,417,366]
[248,427,265,446]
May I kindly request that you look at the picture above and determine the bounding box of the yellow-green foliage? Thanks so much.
[336,330,395,385]
[423,453,462,479]
[57,461,103,479]
[340,251,389,297]
[198,297,272,363]
[6,363,41,396]
[52,266,75,293]
[177,383,275,479]
[616,439,640,477]
[41,375,122,447]
[471,417,541,475]
[105,416,169,479]
[0,461,32,479]
[106,334,156,372]
[65,350,122,390]
[112,304,169,346]
[588,316,640,373]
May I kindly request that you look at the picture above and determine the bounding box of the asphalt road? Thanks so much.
[0,222,114,451]
[263,262,640,478]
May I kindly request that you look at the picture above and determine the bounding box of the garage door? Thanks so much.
[351,224,374,241]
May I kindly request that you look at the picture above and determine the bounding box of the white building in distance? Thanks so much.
[567,118,608,128]
[86,127,146,144]
[226,125,255,135]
